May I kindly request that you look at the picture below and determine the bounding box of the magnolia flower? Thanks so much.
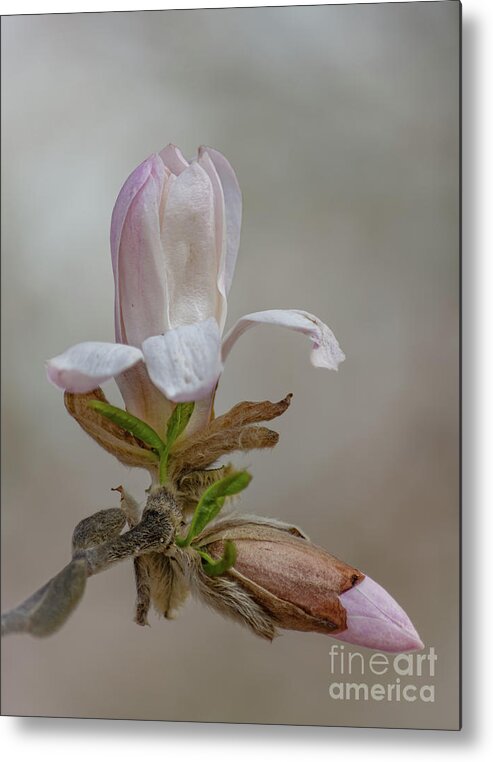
[46,145,344,434]
[191,516,423,651]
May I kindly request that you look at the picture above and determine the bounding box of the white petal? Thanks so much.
[197,149,228,330]
[46,342,143,393]
[159,144,190,175]
[200,146,242,296]
[142,318,222,403]
[160,162,220,328]
[222,309,345,369]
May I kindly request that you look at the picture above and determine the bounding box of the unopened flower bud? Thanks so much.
[190,516,423,652]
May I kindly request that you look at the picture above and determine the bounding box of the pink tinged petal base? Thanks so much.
[142,318,222,403]
[222,309,345,370]
[336,576,424,653]
[185,395,216,436]
[46,342,143,394]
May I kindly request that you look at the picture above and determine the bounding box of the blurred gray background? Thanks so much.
[1,3,459,729]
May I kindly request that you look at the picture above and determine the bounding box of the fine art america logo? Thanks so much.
[328,645,437,703]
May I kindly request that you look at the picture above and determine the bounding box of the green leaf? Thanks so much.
[176,470,252,546]
[155,402,196,485]
[206,470,252,498]
[165,402,195,450]
[88,401,165,453]
[197,541,237,577]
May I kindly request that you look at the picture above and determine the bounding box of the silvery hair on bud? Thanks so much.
[180,549,278,641]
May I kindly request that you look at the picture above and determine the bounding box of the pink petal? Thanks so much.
[142,318,222,403]
[199,146,242,296]
[111,153,169,346]
[336,576,424,653]
[160,162,220,328]
[46,342,143,393]
[111,156,153,343]
[159,144,190,175]
[222,309,345,369]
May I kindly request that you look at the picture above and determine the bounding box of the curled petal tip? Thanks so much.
[310,335,345,371]
[336,576,423,653]
[222,309,345,371]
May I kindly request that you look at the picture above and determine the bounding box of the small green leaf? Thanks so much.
[197,541,237,577]
[155,402,196,485]
[186,493,226,541]
[88,401,165,453]
[165,402,195,450]
[176,470,252,546]
[206,470,252,499]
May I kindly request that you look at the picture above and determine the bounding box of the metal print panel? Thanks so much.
[1,1,461,730]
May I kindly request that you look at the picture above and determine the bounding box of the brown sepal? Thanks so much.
[208,394,293,431]
[186,552,278,641]
[231,571,346,634]
[168,395,291,479]
[169,426,278,477]
[197,517,365,637]
[146,554,190,619]
[64,389,158,470]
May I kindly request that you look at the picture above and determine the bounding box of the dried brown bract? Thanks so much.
[168,395,292,479]
[64,389,157,469]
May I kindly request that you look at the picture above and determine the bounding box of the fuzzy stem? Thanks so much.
[1,489,180,638]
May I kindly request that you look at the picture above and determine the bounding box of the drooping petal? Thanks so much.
[112,154,171,347]
[159,143,189,175]
[222,309,345,369]
[142,318,222,403]
[160,162,221,328]
[197,150,228,331]
[200,146,242,296]
[46,342,143,394]
[336,576,424,652]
